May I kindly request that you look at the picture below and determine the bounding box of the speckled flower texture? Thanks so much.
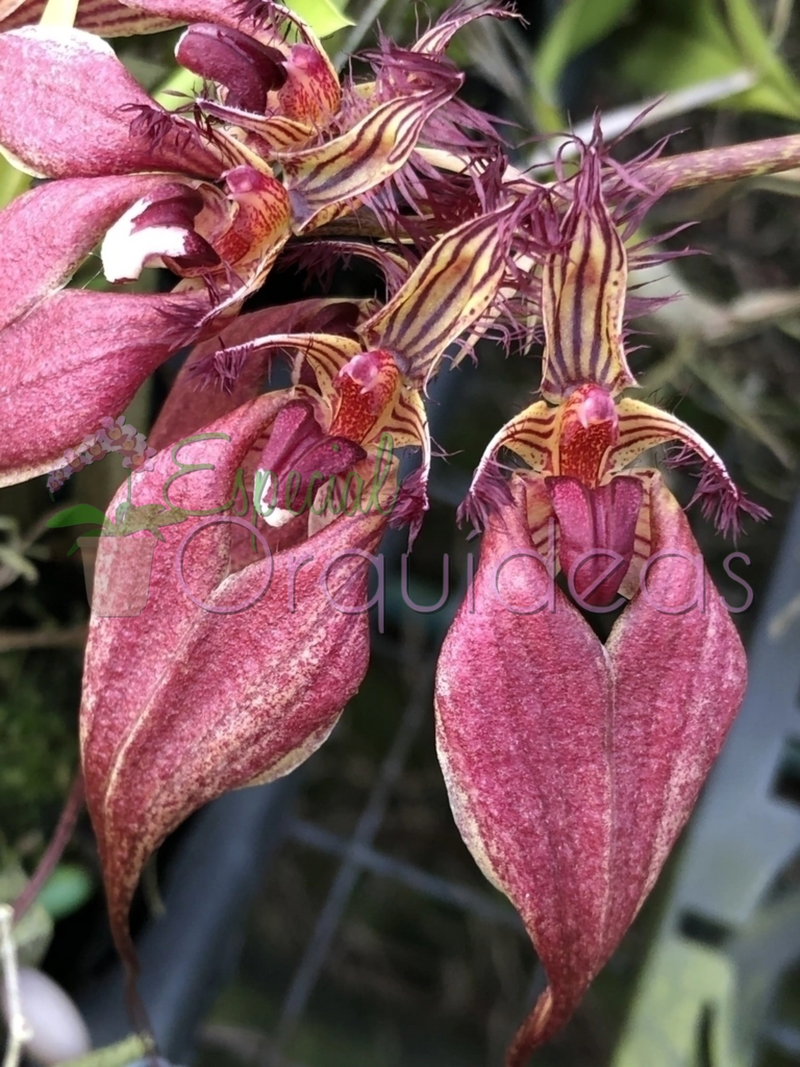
[0,1,784,1059]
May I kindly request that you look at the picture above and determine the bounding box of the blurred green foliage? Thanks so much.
[38,863,94,920]
[289,0,352,36]
[0,860,53,965]
[534,0,637,124]
[615,0,800,116]
[0,652,77,842]
[533,0,800,129]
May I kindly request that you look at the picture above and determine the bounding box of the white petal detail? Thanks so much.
[102,208,197,283]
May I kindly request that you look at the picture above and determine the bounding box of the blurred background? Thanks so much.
[3,0,800,1064]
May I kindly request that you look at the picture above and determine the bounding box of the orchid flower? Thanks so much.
[434,131,766,1064]
[7,0,800,1046]
[78,201,523,972]
[0,0,509,487]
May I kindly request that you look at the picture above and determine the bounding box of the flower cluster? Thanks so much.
[1,0,794,1062]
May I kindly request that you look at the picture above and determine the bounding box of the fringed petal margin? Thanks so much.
[196,96,315,150]
[463,400,558,523]
[412,0,520,55]
[209,331,364,397]
[149,298,367,448]
[612,397,769,536]
[383,386,431,546]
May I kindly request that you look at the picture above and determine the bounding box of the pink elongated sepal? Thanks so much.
[0,27,223,178]
[80,395,389,967]
[0,173,178,331]
[435,475,746,1064]
[0,289,208,487]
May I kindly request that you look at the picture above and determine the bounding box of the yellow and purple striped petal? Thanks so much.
[283,61,463,231]
[611,396,769,535]
[361,206,517,386]
[0,0,176,34]
[541,150,635,402]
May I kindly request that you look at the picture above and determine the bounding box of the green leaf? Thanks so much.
[723,0,800,111]
[47,505,109,529]
[0,545,38,583]
[286,0,352,37]
[39,864,94,920]
[0,156,32,210]
[689,356,796,469]
[616,0,800,119]
[0,864,53,968]
[58,1035,149,1067]
[534,0,637,99]
[618,24,740,91]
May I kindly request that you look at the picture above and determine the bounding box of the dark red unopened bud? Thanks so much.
[176,23,287,113]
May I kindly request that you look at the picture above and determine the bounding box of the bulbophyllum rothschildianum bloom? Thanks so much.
[0,0,512,485]
[434,135,768,1064]
[78,199,526,971]
[2,0,786,1048]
